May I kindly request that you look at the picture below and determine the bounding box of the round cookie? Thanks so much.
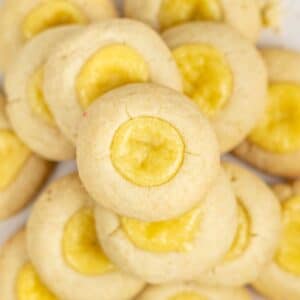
[253,180,300,300]
[77,83,220,221]
[163,22,267,153]
[94,169,237,283]
[197,162,281,287]
[235,49,300,178]
[0,229,59,300]
[0,0,117,72]
[136,283,251,300]
[5,26,81,161]
[0,94,52,221]
[43,18,182,143]
[27,173,145,300]
[124,0,261,41]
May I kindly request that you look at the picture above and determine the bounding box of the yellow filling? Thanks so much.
[22,0,87,40]
[0,130,30,190]
[63,208,115,275]
[16,263,57,300]
[159,0,222,30]
[169,292,207,300]
[276,195,300,276]
[173,44,233,118]
[111,116,185,187]
[121,206,202,253]
[224,203,251,261]
[28,67,55,126]
[249,83,300,154]
[76,44,149,109]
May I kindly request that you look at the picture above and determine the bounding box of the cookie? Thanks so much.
[0,94,52,220]
[43,18,182,143]
[124,0,261,41]
[27,173,145,300]
[0,0,117,72]
[197,162,281,286]
[77,83,220,221]
[5,26,80,161]
[162,22,267,153]
[257,0,281,29]
[235,49,300,178]
[253,180,300,300]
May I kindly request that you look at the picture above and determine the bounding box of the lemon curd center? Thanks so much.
[276,195,300,276]
[76,44,149,109]
[249,83,300,154]
[111,116,185,187]
[62,208,115,275]
[159,0,222,30]
[22,0,87,40]
[28,67,55,126]
[16,263,57,300]
[173,44,233,118]
[121,206,202,253]
[0,130,30,191]
[224,203,251,261]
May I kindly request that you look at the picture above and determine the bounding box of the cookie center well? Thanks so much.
[76,44,149,109]
[110,116,185,187]
[22,0,87,40]
[276,195,300,276]
[173,44,233,118]
[169,291,207,300]
[159,0,222,30]
[121,205,202,252]
[249,83,300,154]
[62,208,115,275]
[0,130,30,190]
[16,263,57,300]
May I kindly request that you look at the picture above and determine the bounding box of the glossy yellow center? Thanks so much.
[76,44,149,109]
[28,67,55,126]
[173,44,233,118]
[169,292,207,300]
[224,203,251,261]
[16,263,57,300]
[159,0,222,30]
[249,83,300,154]
[0,130,30,190]
[63,208,115,275]
[22,0,87,40]
[121,206,202,253]
[276,196,300,276]
[111,116,185,187]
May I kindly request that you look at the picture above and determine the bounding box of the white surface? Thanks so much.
[0,1,299,299]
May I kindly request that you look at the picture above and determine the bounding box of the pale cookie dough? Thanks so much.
[77,83,220,221]
[0,94,52,221]
[163,22,267,153]
[27,173,145,300]
[94,169,237,283]
[0,229,59,300]
[136,283,251,300]
[235,49,300,178]
[124,0,261,42]
[44,18,182,143]
[253,180,300,300]
[0,0,117,72]
[5,26,81,161]
[197,162,281,287]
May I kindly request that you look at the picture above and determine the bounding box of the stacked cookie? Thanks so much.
[0,0,300,300]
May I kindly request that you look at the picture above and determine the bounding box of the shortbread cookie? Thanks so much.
[27,173,145,300]
[0,0,117,72]
[5,26,80,161]
[77,83,220,221]
[197,162,281,286]
[163,22,267,153]
[235,49,300,178]
[43,19,182,143]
